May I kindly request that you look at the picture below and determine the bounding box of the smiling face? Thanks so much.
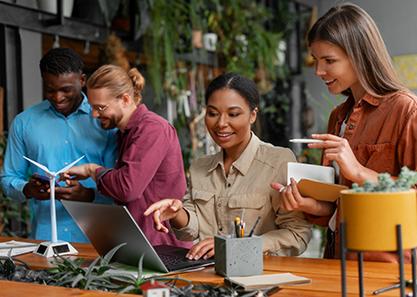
[310,40,365,99]
[43,72,85,116]
[87,87,126,130]
[205,88,257,154]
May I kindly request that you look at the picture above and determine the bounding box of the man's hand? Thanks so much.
[61,163,100,181]
[55,180,94,202]
[23,175,51,200]
[186,238,215,260]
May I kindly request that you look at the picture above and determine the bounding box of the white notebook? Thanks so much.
[226,273,311,290]
[287,162,335,184]
[0,240,38,257]
[287,162,347,202]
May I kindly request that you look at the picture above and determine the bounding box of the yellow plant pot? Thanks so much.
[340,190,417,251]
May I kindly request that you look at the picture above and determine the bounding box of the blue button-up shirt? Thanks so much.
[1,94,116,242]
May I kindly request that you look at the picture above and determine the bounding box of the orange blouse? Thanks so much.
[328,91,417,186]
[312,91,417,261]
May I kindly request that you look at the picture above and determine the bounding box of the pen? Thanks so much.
[248,216,261,237]
[234,216,241,238]
[289,138,323,144]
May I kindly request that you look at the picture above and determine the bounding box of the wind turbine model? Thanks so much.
[23,155,85,257]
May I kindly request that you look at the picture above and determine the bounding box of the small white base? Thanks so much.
[33,241,78,257]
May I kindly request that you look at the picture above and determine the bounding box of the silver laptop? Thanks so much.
[62,200,214,272]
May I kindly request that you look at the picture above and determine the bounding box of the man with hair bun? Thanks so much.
[63,64,190,248]
[1,48,117,242]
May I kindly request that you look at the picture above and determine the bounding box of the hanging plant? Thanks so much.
[206,0,284,82]
[143,0,190,104]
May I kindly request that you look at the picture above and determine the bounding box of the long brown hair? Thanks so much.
[308,3,405,97]
[87,64,145,105]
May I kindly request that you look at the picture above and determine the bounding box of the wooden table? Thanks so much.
[0,237,411,296]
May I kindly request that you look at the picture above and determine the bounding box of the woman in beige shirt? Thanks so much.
[145,73,311,260]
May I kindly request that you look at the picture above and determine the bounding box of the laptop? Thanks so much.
[62,200,214,272]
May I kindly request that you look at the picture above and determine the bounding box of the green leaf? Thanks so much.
[70,273,85,288]
[101,242,126,266]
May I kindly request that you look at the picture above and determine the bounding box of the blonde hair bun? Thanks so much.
[128,68,145,101]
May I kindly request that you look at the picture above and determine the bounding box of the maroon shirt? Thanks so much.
[97,104,190,248]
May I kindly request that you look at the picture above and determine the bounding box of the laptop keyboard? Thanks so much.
[158,253,188,267]
[154,245,214,271]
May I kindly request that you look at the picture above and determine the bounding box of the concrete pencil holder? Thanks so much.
[214,235,263,277]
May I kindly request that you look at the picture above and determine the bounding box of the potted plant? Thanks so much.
[340,167,417,297]
[341,167,417,252]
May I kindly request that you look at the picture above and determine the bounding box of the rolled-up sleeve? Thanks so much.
[172,192,200,241]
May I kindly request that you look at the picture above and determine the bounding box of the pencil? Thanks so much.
[248,216,261,237]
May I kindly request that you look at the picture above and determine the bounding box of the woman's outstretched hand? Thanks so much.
[144,199,184,233]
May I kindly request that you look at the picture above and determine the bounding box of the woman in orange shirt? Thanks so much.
[276,3,417,262]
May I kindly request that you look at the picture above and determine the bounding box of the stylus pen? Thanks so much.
[373,283,401,295]
[248,216,261,237]
[289,138,324,144]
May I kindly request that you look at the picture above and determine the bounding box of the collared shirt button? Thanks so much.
[64,162,68,165]
[227,183,231,187]
[64,140,69,144]
[349,124,355,129]
[219,227,223,231]
[64,228,68,232]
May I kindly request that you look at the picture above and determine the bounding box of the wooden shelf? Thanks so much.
[0,1,108,43]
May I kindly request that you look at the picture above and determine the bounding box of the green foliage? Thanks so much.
[0,193,30,237]
[298,148,322,165]
[207,0,284,80]
[49,243,130,291]
[351,167,417,192]
[142,1,295,105]
[143,0,190,104]
[0,133,30,237]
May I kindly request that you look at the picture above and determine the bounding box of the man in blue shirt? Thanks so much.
[1,48,116,242]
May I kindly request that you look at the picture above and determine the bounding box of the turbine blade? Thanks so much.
[23,156,53,176]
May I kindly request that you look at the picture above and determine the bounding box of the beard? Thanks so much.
[98,117,118,130]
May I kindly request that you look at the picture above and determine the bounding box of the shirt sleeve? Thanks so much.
[93,129,117,204]
[97,121,170,203]
[261,149,312,256]
[1,117,29,202]
[172,192,200,241]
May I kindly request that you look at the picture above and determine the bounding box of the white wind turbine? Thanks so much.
[23,155,85,257]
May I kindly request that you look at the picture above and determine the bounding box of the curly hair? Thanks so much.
[40,48,84,76]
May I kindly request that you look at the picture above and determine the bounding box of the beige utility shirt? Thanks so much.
[173,134,312,256]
